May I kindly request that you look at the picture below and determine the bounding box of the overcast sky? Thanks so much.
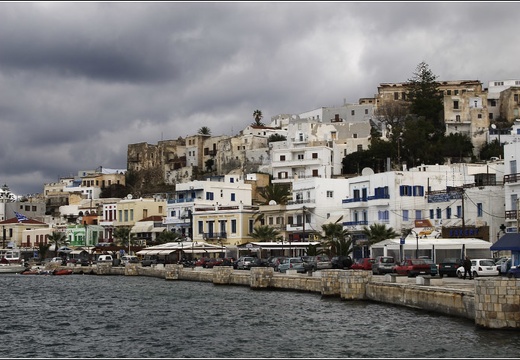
[1,2,518,197]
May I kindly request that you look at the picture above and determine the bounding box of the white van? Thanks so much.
[121,255,139,265]
[97,255,113,263]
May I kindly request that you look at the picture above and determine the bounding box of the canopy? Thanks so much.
[136,241,225,256]
[370,237,493,251]
[237,241,320,251]
[490,233,520,251]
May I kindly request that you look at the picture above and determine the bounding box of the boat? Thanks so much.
[0,263,27,274]
[52,268,73,276]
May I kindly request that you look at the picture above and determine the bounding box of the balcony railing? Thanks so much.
[505,210,519,220]
[343,220,369,226]
[504,173,520,184]
[203,232,227,240]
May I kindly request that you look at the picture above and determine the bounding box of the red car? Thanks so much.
[350,258,375,270]
[204,258,223,268]
[393,259,431,277]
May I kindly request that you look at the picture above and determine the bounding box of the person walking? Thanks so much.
[463,256,473,280]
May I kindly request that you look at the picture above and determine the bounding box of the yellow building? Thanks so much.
[113,197,166,228]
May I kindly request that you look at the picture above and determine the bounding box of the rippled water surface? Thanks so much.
[1,273,519,358]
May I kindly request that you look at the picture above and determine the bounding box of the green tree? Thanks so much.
[47,231,67,256]
[441,133,474,161]
[320,219,355,257]
[153,230,181,245]
[113,226,133,247]
[252,109,264,126]
[205,158,215,172]
[38,243,51,262]
[251,225,280,242]
[407,61,444,138]
[304,243,325,256]
[198,126,211,135]
[267,133,287,143]
[362,223,399,245]
[258,183,291,205]
[479,139,502,160]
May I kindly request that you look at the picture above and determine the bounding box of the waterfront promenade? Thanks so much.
[50,262,520,330]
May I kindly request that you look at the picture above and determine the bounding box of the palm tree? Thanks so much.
[258,183,290,205]
[252,109,264,126]
[38,243,51,262]
[320,218,355,257]
[47,231,67,256]
[251,225,280,242]
[198,126,211,135]
[362,223,399,245]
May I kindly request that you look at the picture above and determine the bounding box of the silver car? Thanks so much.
[372,256,396,275]
[278,257,306,273]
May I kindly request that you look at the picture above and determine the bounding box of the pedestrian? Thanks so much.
[463,256,473,280]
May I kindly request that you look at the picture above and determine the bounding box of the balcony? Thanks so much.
[505,210,519,220]
[504,173,520,184]
[202,232,227,240]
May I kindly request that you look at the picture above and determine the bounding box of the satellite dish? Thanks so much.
[127,194,133,200]
[491,124,497,130]
[361,167,375,176]
[269,200,277,205]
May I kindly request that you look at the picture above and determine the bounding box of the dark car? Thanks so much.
[331,255,353,269]
[438,258,463,278]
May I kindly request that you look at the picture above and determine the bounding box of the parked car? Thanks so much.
[267,256,285,272]
[121,255,139,265]
[236,256,256,270]
[393,259,431,277]
[456,259,499,278]
[501,258,512,275]
[494,257,510,274]
[204,258,223,268]
[141,258,158,267]
[331,255,353,269]
[438,258,463,278]
[302,255,332,272]
[194,257,211,268]
[372,256,396,275]
[506,266,520,279]
[50,257,65,264]
[277,257,306,273]
[351,258,375,270]
[97,254,113,263]
[420,258,438,277]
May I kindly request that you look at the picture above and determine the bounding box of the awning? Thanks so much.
[131,224,153,233]
[182,249,224,254]
[490,234,520,251]
[70,250,87,255]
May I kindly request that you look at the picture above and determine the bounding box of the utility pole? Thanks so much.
[461,188,466,237]
[517,198,519,234]
[302,206,306,242]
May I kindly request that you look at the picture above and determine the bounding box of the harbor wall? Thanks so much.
[62,263,520,329]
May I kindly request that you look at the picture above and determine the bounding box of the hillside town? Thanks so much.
[1,74,520,267]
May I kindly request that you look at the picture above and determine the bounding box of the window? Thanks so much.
[231,193,236,201]
[326,191,333,198]
[297,154,304,160]
[446,207,451,219]
[280,155,286,161]
[198,221,203,234]
[351,110,355,116]
[477,203,483,217]
[312,169,318,177]
[515,94,519,103]
[206,192,214,200]
[429,209,434,219]
[489,113,494,120]
[456,205,462,219]
[478,114,482,119]
[453,100,459,109]
[357,144,363,151]
[436,208,441,219]
[454,90,459,95]
[312,152,318,159]
[362,188,368,201]
[378,210,389,221]
[124,210,128,222]
[365,109,368,115]
[394,92,399,100]
[353,189,360,200]
[268,217,273,225]
[400,185,413,196]
[490,100,497,107]
[403,210,409,222]
[415,210,422,220]
[170,210,176,217]
[456,115,461,122]
[511,160,517,175]
[231,219,237,233]
[249,219,254,234]
[118,210,122,222]
[447,90,451,95]
[412,186,424,196]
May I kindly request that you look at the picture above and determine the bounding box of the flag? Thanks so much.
[14,211,29,222]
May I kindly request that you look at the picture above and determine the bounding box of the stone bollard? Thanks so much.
[96,263,112,275]
[213,266,233,285]
[474,278,520,329]
[165,264,184,280]
[320,269,343,297]
[125,263,139,276]
[339,270,370,300]
[250,267,274,289]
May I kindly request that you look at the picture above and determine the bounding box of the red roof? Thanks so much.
[0,217,47,225]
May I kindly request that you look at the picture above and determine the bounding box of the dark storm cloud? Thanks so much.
[0,2,518,196]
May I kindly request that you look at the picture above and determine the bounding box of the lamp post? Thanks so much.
[410,229,419,258]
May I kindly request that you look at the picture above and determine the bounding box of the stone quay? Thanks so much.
[63,263,520,330]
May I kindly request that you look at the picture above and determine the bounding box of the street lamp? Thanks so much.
[410,229,419,258]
